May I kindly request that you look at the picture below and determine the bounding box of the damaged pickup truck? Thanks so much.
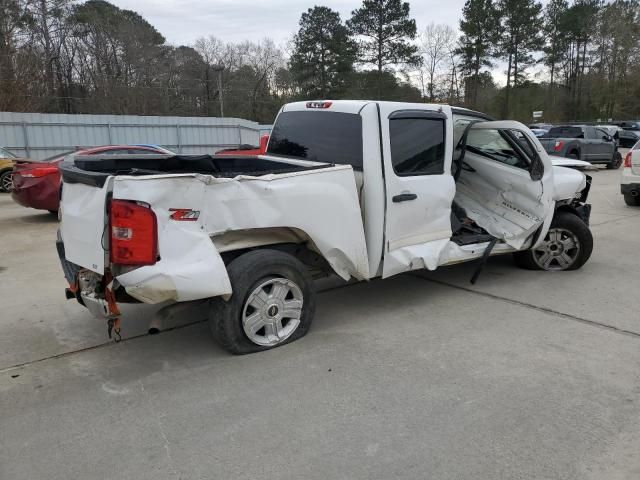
[57,100,593,354]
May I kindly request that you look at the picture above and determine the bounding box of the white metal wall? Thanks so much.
[0,111,272,159]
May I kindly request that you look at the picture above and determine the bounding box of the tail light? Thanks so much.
[623,152,632,168]
[554,140,564,152]
[109,199,158,266]
[20,165,59,178]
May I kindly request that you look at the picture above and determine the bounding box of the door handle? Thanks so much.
[392,193,417,203]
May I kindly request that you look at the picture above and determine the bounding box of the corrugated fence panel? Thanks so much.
[0,111,269,159]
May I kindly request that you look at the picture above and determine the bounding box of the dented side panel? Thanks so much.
[112,165,370,303]
[453,121,555,250]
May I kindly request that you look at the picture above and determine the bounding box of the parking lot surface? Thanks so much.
[1,166,640,479]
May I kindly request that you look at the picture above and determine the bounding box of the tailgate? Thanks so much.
[59,178,113,273]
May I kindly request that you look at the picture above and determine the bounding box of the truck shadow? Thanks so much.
[5,211,58,225]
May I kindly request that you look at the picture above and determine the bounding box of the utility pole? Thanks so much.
[212,64,224,117]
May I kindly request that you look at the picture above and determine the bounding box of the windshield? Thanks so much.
[0,147,16,158]
[267,111,363,170]
[546,127,584,138]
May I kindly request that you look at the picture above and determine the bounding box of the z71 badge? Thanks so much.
[169,208,200,221]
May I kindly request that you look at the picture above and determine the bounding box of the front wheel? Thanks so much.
[514,212,593,271]
[209,249,316,354]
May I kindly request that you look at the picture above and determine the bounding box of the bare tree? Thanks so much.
[420,23,457,101]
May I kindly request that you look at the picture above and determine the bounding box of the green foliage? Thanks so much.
[289,6,357,98]
[347,0,420,97]
[495,0,543,116]
[457,0,500,106]
[343,70,422,101]
[3,0,640,123]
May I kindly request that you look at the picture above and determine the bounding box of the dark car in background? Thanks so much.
[216,134,269,156]
[616,121,640,148]
[11,144,170,213]
[539,125,622,169]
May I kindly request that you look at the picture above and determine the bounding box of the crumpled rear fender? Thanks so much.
[112,166,369,304]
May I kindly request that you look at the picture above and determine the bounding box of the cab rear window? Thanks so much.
[547,127,583,138]
[267,111,363,170]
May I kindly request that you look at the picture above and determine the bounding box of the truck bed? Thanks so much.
[59,154,371,303]
[60,154,333,187]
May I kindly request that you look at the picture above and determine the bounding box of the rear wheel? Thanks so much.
[624,193,640,206]
[209,249,316,354]
[0,170,12,193]
[514,212,593,271]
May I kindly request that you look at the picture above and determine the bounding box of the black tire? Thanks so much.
[513,211,593,271]
[567,152,579,160]
[209,249,316,354]
[624,193,640,206]
[607,152,622,170]
[0,170,12,193]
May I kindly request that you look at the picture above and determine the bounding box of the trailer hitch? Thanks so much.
[104,271,122,342]
[107,318,122,342]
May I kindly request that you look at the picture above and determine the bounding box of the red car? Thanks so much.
[12,145,169,213]
[216,134,269,156]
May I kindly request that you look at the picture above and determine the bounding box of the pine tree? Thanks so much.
[496,0,543,117]
[289,6,357,98]
[347,0,420,98]
[457,0,500,108]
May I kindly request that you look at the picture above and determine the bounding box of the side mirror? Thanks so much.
[603,135,612,142]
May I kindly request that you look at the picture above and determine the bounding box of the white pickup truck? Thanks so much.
[57,100,593,354]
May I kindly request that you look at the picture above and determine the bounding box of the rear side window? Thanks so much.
[267,111,363,170]
[389,118,445,176]
[547,127,584,138]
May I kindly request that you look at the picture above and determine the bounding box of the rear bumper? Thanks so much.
[621,183,640,196]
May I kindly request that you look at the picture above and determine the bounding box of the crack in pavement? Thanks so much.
[0,280,358,373]
[411,273,640,340]
[3,273,638,374]
[0,320,206,374]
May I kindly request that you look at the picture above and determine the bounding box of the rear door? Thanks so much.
[380,105,456,277]
[582,127,597,160]
[594,127,614,160]
[456,121,553,249]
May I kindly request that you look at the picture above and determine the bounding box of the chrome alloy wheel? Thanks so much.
[533,228,581,271]
[242,278,304,346]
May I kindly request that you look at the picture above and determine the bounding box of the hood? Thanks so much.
[552,165,587,201]
[550,157,596,170]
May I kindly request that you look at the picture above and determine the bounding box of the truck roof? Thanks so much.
[281,100,490,119]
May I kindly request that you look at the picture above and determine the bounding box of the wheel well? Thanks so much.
[568,148,580,157]
[213,227,333,276]
[556,204,580,216]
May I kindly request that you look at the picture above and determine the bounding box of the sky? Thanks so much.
[110,0,516,85]
[111,0,467,47]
